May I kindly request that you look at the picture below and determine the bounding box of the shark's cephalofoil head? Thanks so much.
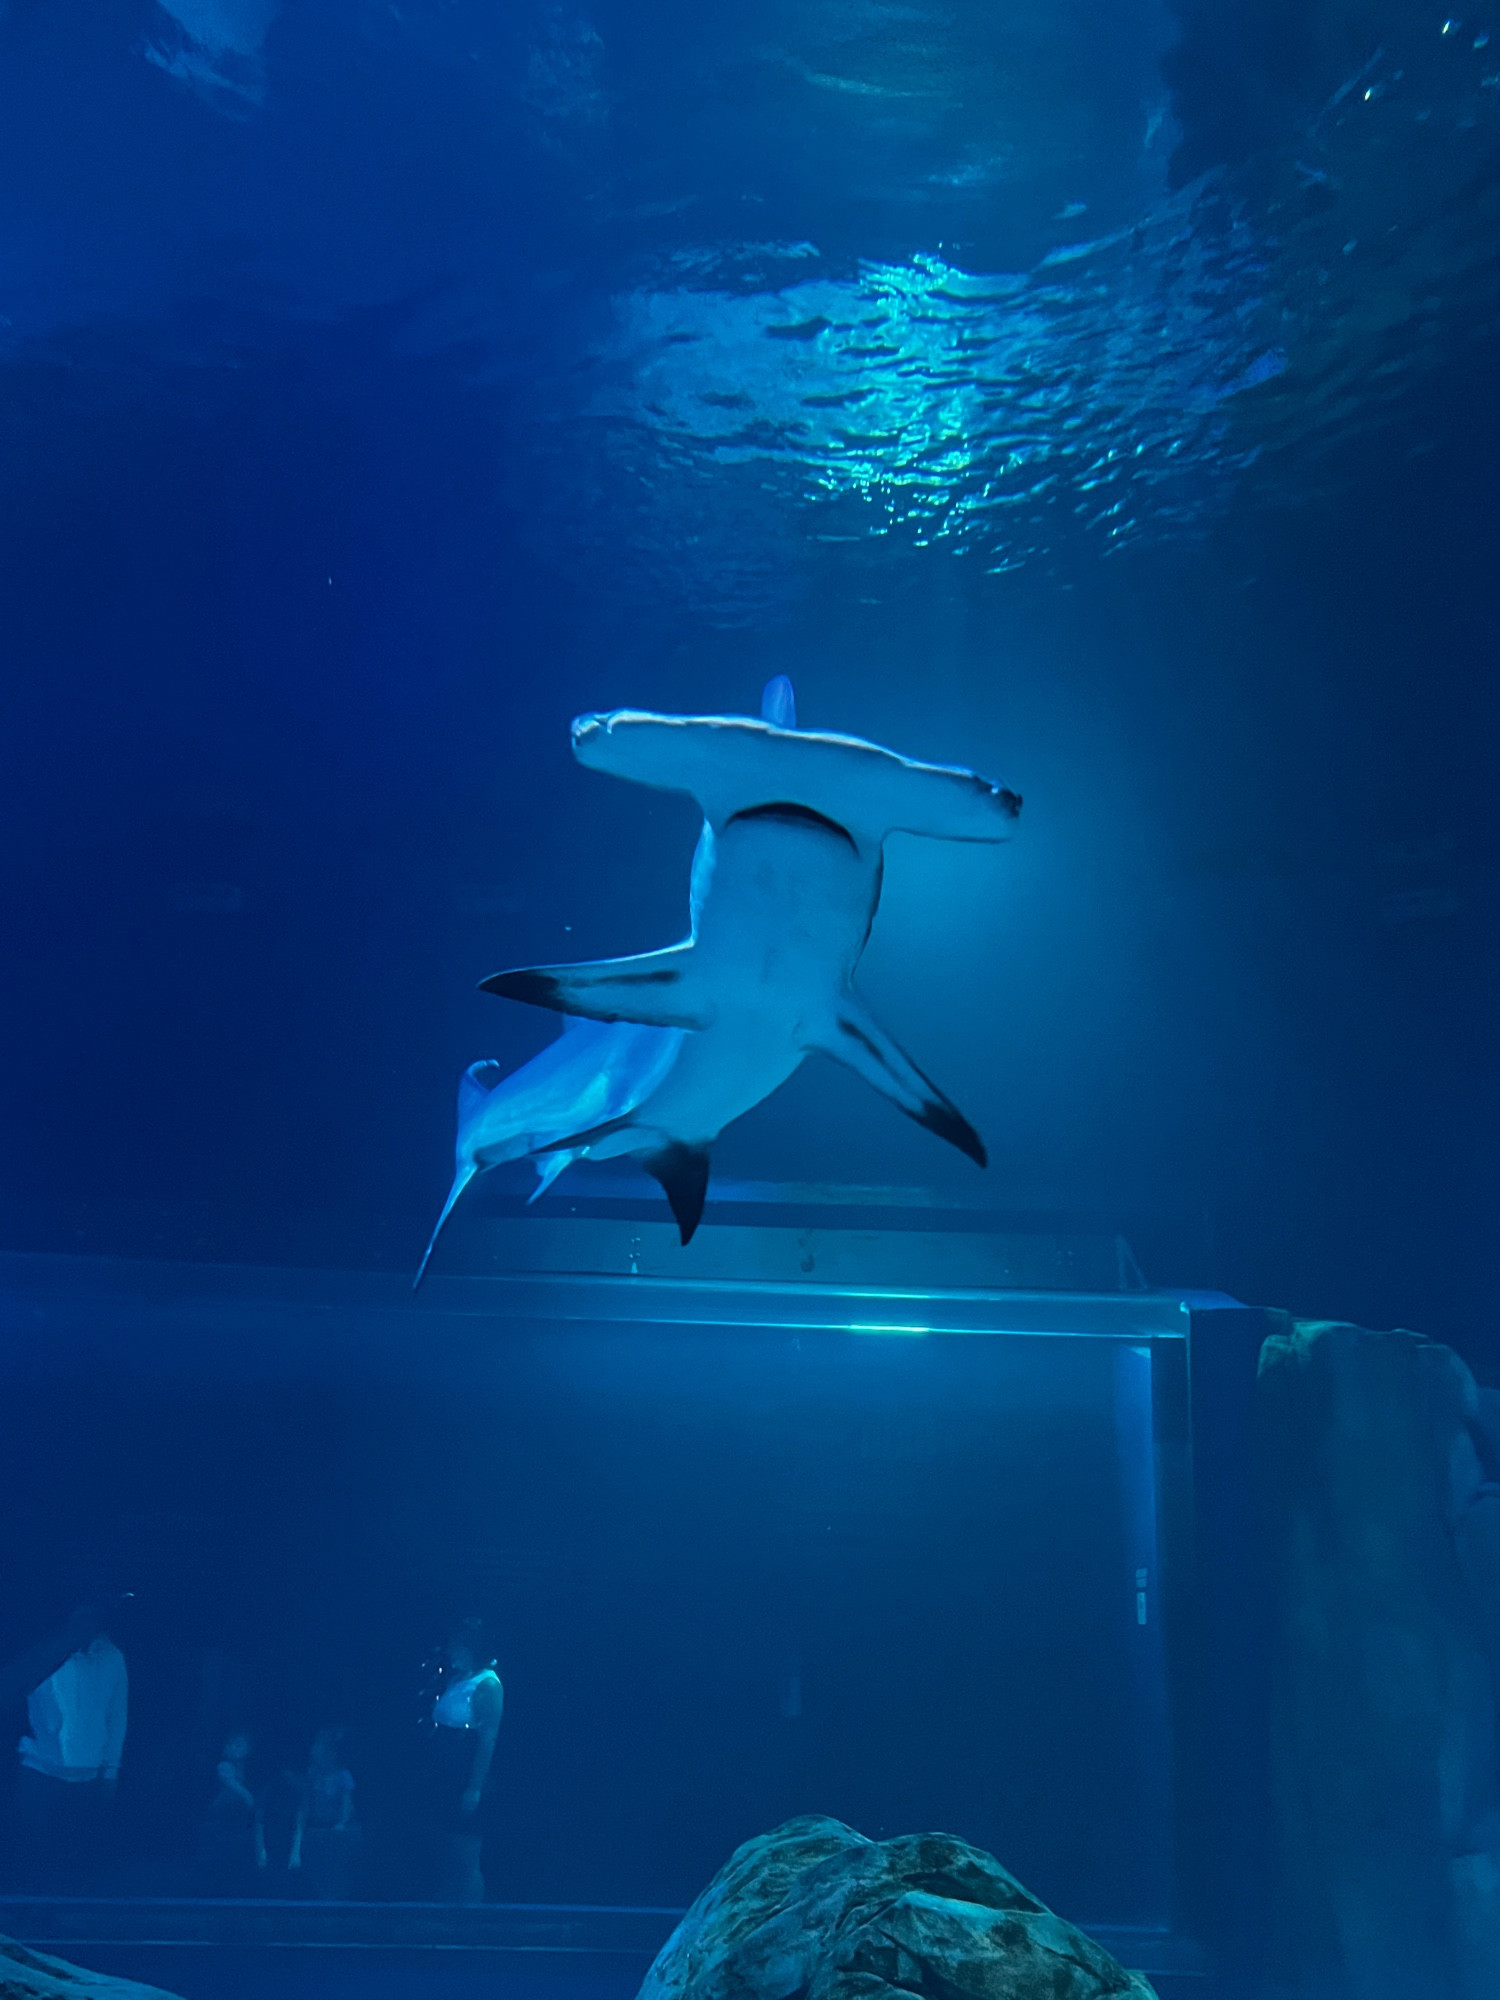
[571,709,729,795]
[571,706,1020,846]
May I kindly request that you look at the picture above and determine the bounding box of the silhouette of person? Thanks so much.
[426,1622,502,1902]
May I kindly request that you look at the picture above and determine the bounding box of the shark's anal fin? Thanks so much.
[643,1142,712,1244]
[814,996,987,1169]
[479,944,709,1030]
[529,1151,576,1201]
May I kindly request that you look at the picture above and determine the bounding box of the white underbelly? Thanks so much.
[620,1012,805,1148]
[690,817,878,999]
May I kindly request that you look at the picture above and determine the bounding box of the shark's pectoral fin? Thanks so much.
[479,944,710,1030]
[643,1141,712,1245]
[813,996,987,1169]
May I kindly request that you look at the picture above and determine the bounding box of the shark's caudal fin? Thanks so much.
[414,1059,517,1288]
[812,995,987,1168]
[414,1161,478,1291]
[643,1142,711,1244]
[479,943,709,1029]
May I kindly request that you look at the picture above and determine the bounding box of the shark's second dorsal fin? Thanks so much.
[760,675,796,728]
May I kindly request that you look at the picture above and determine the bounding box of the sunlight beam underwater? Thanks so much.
[416,677,1020,1284]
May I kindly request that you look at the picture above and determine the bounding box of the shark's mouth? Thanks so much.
[724,800,858,851]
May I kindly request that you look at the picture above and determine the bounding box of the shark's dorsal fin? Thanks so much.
[809,994,987,1168]
[688,821,716,935]
[760,675,797,728]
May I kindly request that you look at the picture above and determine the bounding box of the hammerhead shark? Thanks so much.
[446,675,1020,1254]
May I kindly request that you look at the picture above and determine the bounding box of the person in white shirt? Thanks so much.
[12,1604,127,1887]
[426,1622,503,1902]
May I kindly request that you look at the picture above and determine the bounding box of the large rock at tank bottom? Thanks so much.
[638,1817,1157,2000]
[0,1938,184,2000]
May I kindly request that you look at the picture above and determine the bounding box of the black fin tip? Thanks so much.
[643,1142,711,1244]
[918,1099,988,1169]
[480,968,564,1008]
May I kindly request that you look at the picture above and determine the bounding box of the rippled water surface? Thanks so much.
[532,12,1500,609]
[5,3,1498,618]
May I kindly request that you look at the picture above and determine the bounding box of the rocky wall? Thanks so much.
[1259,1319,1500,2000]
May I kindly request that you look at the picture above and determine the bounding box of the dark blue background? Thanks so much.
[1,3,1497,1354]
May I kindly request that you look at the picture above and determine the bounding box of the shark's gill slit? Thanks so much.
[724,801,859,849]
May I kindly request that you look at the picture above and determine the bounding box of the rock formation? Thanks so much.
[1259,1319,1500,2000]
[638,1815,1156,2000]
[0,1937,184,2000]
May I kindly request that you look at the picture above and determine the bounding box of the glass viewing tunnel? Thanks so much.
[0,1201,1269,1999]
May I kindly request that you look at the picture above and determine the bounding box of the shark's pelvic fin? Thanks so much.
[643,1141,711,1244]
[479,944,709,1029]
[814,995,988,1169]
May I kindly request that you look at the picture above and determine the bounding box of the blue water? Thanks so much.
[29,1942,648,2000]
[2,4,1499,1997]
[4,0,1498,1348]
